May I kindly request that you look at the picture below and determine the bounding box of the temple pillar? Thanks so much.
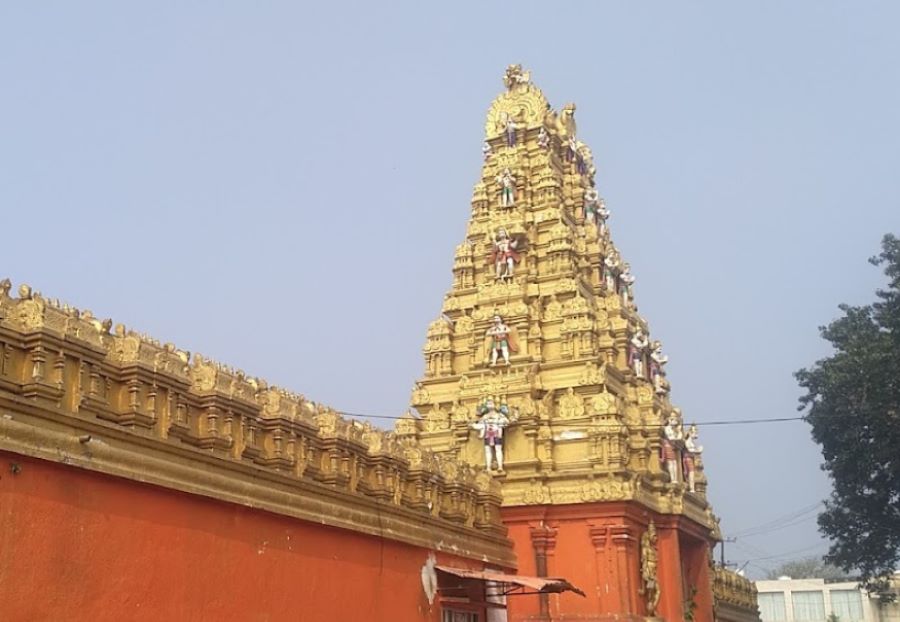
[530,523,558,620]
[656,520,685,621]
[588,523,617,613]
[680,538,715,622]
[611,524,640,616]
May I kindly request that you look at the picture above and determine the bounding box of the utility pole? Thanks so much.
[720,537,737,567]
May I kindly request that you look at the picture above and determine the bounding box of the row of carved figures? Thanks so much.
[662,410,704,492]
[628,330,670,395]
[463,392,705,492]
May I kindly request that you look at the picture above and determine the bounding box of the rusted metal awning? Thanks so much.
[436,565,585,597]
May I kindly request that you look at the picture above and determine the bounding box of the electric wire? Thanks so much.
[335,409,808,428]
[730,502,824,538]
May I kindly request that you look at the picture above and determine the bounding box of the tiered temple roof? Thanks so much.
[397,66,718,534]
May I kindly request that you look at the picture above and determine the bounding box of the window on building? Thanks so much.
[830,589,864,621]
[792,590,826,620]
[758,592,787,621]
[442,610,478,622]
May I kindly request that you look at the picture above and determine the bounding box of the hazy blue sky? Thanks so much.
[2,2,897,577]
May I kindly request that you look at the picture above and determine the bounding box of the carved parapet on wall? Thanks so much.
[0,281,513,566]
[712,566,761,622]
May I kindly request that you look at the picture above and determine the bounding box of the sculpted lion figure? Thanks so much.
[544,102,577,139]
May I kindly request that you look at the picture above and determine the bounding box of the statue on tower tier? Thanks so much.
[649,341,669,394]
[485,315,518,366]
[504,113,517,147]
[584,188,600,223]
[619,263,636,308]
[603,252,620,293]
[683,424,703,493]
[471,397,511,472]
[544,102,577,140]
[496,168,516,207]
[596,199,610,236]
[629,329,649,378]
[490,228,523,280]
[566,136,578,162]
[662,410,684,484]
[537,127,549,149]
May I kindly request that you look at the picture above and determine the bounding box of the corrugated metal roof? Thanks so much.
[436,566,585,597]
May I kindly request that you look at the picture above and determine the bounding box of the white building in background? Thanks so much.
[755,577,900,622]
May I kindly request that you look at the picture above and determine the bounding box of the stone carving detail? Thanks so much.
[558,388,585,419]
[578,361,606,386]
[0,280,507,538]
[580,478,624,502]
[640,522,661,616]
[524,481,551,505]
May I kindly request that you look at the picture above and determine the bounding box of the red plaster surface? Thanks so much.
[0,450,481,622]
[502,503,715,622]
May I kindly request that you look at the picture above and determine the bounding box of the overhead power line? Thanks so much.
[337,410,808,428]
[730,502,824,538]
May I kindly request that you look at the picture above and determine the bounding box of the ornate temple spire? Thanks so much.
[397,66,713,528]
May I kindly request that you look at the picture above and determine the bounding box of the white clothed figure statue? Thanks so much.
[619,264,636,308]
[482,141,491,160]
[490,228,521,280]
[485,315,518,366]
[683,424,703,492]
[661,411,684,484]
[504,116,517,147]
[584,188,600,224]
[596,199,610,236]
[471,398,510,472]
[496,168,516,207]
[629,330,649,378]
[537,127,549,149]
[603,254,620,292]
[649,341,669,394]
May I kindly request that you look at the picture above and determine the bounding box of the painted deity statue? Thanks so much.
[596,199,610,236]
[661,411,684,485]
[504,114,517,147]
[629,329,649,378]
[603,252,620,293]
[584,188,600,223]
[482,141,491,161]
[566,136,578,162]
[496,168,516,207]
[490,228,521,280]
[683,424,703,493]
[618,264,636,308]
[537,127,549,149]
[485,315,518,367]
[471,398,511,472]
[649,341,669,394]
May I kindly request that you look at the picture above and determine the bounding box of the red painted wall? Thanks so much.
[502,503,715,622]
[0,451,485,622]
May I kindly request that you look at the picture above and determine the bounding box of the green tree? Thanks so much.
[796,234,900,593]
[764,556,850,581]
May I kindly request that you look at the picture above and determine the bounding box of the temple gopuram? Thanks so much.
[0,66,760,622]
[396,65,760,622]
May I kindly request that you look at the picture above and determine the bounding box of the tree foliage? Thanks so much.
[795,234,900,593]
[765,556,851,581]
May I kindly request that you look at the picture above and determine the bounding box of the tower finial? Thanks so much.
[503,64,531,91]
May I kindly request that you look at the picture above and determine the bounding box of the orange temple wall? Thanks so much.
[503,504,715,622]
[0,450,489,622]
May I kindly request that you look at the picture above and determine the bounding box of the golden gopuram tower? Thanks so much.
[394,66,745,622]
